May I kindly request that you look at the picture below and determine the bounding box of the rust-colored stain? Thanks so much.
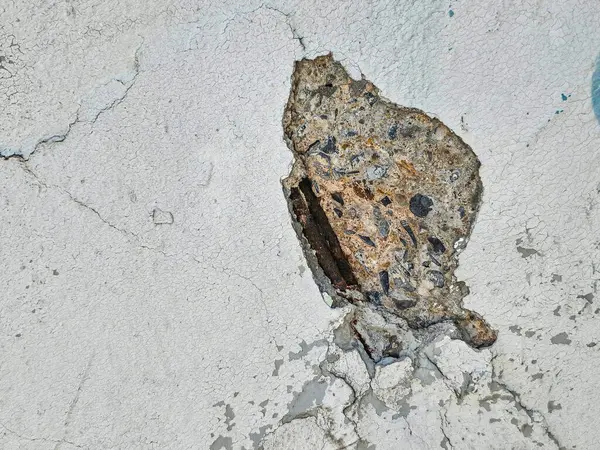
[396,160,418,177]
[282,54,496,348]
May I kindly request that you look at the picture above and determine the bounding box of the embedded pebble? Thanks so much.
[409,194,433,218]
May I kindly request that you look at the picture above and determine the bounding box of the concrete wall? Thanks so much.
[1,1,599,448]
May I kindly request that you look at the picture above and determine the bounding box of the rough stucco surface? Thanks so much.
[1,1,599,449]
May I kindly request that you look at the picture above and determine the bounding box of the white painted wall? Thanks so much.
[1,1,599,449]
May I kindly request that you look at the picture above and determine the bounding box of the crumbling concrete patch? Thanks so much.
[282,54,496,348]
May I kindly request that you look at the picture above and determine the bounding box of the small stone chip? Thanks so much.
[152,208,174,225]
[380,196,392,206]
[400,220,417,247]
[331,192,344,205]
[427,236,446,254]
[428,270,445,288]
[321,136,337,154]
[379,270,390,294]
[409,194,433,218]
[358,235,376,247]
[388,124,398,140]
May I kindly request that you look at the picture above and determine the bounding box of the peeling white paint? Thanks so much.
[1,1,599,449]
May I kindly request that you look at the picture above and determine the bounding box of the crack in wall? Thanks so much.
[0,40,143,159]
[264,6,306,51]
[258,315,564,449]
[490,353,565,450]
[10,158,167,257]
[54,355,95,450]
[0,422,82,449]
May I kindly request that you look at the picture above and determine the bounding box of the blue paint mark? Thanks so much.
[561,93,568,101]
[593,55,600,124]
[448,9,454,17]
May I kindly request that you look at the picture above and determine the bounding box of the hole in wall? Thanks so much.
[282,53,496,349]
